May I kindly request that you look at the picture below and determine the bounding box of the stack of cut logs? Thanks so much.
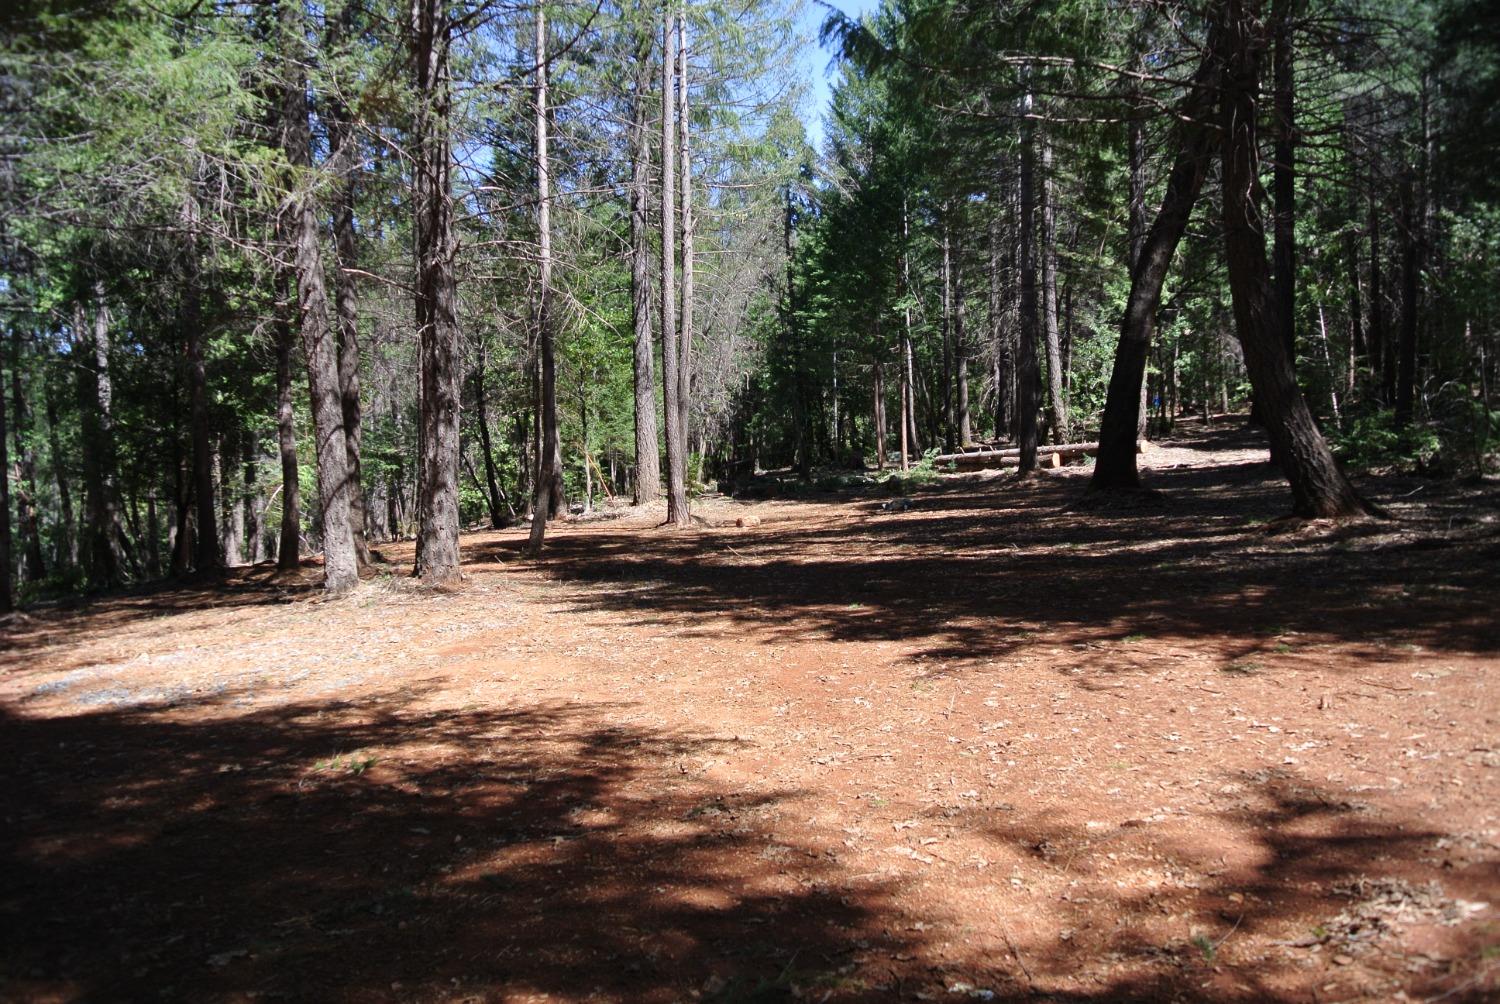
[930,441,1143,471]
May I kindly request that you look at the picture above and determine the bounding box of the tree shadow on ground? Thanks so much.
[967,770,1499,1002]
[472,449,1498,667]
[1,693,913,1002]
[4,696,1493,1002]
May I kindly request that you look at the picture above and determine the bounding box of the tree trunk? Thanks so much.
[329,134,369,567]
[282,9,359,594]
[1272,0,1298,370]
[1017,109,1041,473]
[1219,0,1370,518]
[1369,190,1390,402]
[941,218,956,452]
[661,10,689,525]
[1091,15,1224,491]
[411,0,463,583]
[218,435,242,565]
[242,436,260,566]
[274,266,301,571]
[0,339,11,610]
[677,7,694,468]
[1395,168,1420,427]
[873,357,887,469]
[474,349,507,528]
[1040,136,1066,443]
[43,374,76,568]
[75,294,128,586]
[326,11,371,568]
[9,330,45,581]
[1129,79,1150,440]
[901,200,920,458]
[528,3,565,554]
[628,37,660,504]
[178,192,219,576]
[954,251,972,447]
[147,494,162,577]
[170,455,192,576]
[988,216,1008,440]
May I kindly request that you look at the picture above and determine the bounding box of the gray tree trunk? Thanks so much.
[660,10,689,526]
[282,9,359,593]
[629,34,660,504]
[528,3,565,554]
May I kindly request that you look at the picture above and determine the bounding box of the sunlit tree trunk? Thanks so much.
[628,34,660,504]
[9,330,45,581]
[677,6,694,467]
[328,95,371,567]
[661,9,689,525]
[282,6,358,594]
[528,2,565,553]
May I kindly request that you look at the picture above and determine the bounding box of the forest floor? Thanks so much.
[2,424,1498,1004]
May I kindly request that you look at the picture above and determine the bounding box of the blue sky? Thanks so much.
[798,0,880,149]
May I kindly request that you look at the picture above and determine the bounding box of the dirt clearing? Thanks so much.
[3,427,1497,1003]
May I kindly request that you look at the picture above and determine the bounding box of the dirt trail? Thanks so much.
[3,426,1497,1003]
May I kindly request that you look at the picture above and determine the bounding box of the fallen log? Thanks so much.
[932,442,1110,467]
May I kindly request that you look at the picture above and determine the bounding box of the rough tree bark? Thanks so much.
[327,82,371,567]
[677,6,694,468]
[1040,135,1066,443]
[1395,168,1420,427]
[1272,0,1298,368]
[941,218,955,452]
[282,8,359,594]
[1129,56,1150,439]
[954,251,972,447]
[901,199,920,459]
[660,10,689,526]
[528,3,565,554]
[1219,0,1371,518]
[988,216,1008,440]
[411,0,463,583]
[1016,105,1041,474]
[75,294,129,586]
[1091,13,1225,492]
[628,33,660,504]
[274,265,301,571]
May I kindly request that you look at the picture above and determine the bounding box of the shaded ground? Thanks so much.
[2,425,1497,1003]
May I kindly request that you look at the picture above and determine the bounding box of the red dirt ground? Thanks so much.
[2,425,1497,1003]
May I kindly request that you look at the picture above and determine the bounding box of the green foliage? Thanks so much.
[1332,409,1443,473]
[876,448,942,492]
